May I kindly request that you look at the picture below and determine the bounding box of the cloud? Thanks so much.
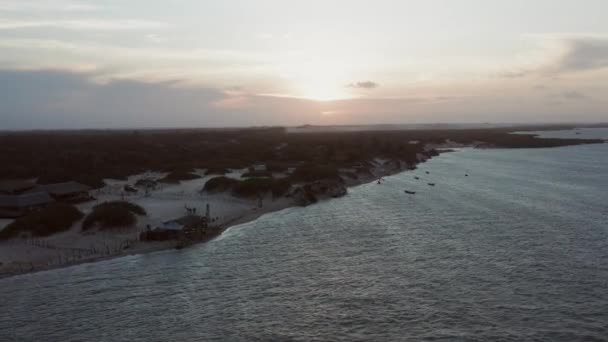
[555,90,588,100]
[0,38,262,63]
[144,34,168,44]
[495,35,608,79]
[0,68,325,129]
[555,36,608,72]
[0,38,275,87]
[0,1,101,12]
[0,19,168,31]
[347,81,379,89]
[1,67,606,130]
[499,70,528,78]
[0,69,225,129]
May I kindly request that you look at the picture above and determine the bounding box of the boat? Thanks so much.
[465,174,469,177]
[425,171,430,174]
[427,183,436,186]
[414,176,420,180]
[404,190,416,195]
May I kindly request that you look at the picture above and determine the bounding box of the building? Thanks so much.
[140,215,209,242]
[162,215,208,232]
[26,181,92,202]
[0,179,36,195]
[0,192,55,218]
[0,180,91,218]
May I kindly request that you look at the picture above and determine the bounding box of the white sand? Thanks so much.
[0,169,295,277]
[83,169,258,226]
[1,158,426,278]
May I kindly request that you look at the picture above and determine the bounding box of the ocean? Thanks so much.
[1,128,607,341]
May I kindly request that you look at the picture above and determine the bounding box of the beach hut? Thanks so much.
[0,179,37,195]
[27,181,92,202]
[142,215,209,241]
[0,192,55,218]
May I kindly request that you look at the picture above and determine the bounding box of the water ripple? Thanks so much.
[2,138,608,341]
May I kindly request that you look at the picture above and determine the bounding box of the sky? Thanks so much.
[1,0,607,129]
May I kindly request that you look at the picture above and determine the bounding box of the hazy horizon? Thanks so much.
[2,122,608,133]
[1,0,608,129]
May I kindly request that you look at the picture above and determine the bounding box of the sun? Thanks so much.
[278,58,352,101]
[297,78,350,101]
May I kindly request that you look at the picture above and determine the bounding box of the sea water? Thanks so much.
[1,128,607,341]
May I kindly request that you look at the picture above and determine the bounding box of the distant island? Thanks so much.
[0,125,604,277]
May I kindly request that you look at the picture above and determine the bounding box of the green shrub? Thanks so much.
[204,167,230,175]
[203,176,239,193]
[82,201,146,230]
[159,171,201,183]
[340,171,358,180]
[269,178,292,197]
[266,161,288,172]
[203,176,290,198]
[93,201,146,215]
[0,204,84,239]
[241,170,273,178]
[290,164,339,182]
[232,178,291,198]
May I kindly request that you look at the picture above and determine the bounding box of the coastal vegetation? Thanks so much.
[0,126,603,190]
[241,170,273,178]
[1,125,603,277]
[203,176,291,198]
[265,161,289,172]
[203,177,239,193]
[159,171,201,184]
[82,201,146,230]
[0,204,83,239]
[204,167,230,176]
[232,178,291,198]
[291,164,340,182]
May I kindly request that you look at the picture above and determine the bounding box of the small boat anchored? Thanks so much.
[427,183,436,186]
[404,190,416,195]
[414,176,420,180]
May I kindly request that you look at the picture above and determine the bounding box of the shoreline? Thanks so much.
[0,202,295,280]
[0,194,302,279]
[0,150,432,280]
[2,132,604,280]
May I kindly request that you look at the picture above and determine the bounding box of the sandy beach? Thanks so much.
[0,151,443,279]
[0,133,600,279]
[0,168,317,278]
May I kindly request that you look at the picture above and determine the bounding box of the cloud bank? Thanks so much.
[556,36,608,72]
[1,67,605,130]
[347,81,379,89]
[0,19,168,31]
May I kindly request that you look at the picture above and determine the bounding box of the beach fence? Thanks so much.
[20,236,140,269]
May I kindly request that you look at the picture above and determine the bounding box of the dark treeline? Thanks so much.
[0,126,602,188]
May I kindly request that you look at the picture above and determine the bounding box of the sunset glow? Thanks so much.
[1,0,607,128]
[278,59,353,101]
